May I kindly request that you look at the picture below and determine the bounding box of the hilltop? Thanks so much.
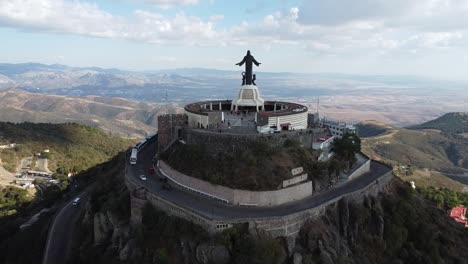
[359,115,468,191]
[0,122,133,175]
[408,112,468,134]
[356,120,393,138]
[67,159,468,264]
[0,88,178,137]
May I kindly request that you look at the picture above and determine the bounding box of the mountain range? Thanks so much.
[1,62,467,126]
[0,88,180,138]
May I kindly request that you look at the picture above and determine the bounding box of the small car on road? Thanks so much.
[139,175,147,181]
[162,184,172,191]
[72,197,81,206]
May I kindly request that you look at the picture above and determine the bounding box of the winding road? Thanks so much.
[41,136,392,264]
[128,139,392,220]
[42,191,89,264]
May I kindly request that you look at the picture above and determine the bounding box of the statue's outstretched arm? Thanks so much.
[235,60,245,66]
[235,57,246,66]
[252,58,261,66]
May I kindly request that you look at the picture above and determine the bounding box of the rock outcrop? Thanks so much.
[195,243,230,264]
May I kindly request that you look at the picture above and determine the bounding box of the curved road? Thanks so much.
[42,191,89,264]
[129,140,392,220]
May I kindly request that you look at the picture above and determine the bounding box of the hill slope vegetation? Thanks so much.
[408,112,468,134]
[359,114,468,191]
[0,122,133,174]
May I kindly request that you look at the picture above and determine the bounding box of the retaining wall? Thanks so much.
[125,160,393,238]
[158,160,313,206]
[348,155,371,181]
[185,127,327,155]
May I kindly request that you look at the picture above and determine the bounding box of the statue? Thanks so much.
[236,50,260,86]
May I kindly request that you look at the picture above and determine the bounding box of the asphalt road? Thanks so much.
[129,140,392,221]
[42,192,89,264]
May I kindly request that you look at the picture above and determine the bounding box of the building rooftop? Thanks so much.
[450,206,467,226]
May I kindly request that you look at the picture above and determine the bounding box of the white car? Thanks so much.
[139,175,147,181]
[72,197,80,206]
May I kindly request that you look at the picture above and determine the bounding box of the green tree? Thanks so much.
[334,133,361,162]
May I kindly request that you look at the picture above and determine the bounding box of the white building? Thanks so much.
[319,118,356,139]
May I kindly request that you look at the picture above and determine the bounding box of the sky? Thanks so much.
[1,0,468,80]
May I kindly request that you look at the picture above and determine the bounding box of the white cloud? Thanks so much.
[298,0,468,31]
[0,0,120,37]
[0,0,467,59]
[142,0,199,9]
[0,0,223,45]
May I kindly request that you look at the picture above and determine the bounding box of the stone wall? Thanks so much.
[246,165,394,238]
[347,154,371,181]
[157,114,188,152]
[125,160,393,238]
[157,160,313,206]
[233,182,312,206]
[185,127,327,155]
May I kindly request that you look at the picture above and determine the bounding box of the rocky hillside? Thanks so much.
[298,179,468,264]
[67,153,468,264]
[0,88,180,137]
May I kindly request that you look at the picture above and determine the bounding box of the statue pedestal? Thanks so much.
[231,85,264,111]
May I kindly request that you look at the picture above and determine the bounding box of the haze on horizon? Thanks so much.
[1,0,468,80]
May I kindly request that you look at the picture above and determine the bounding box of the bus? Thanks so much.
[146,132,158,141]
[135,139,148,152]
[130,147,138,165]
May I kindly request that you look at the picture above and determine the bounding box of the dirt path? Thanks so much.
[0,158,14,185]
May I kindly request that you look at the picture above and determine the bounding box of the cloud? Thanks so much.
[298,0,468,31]
[131,10,221,44]
[0,0,466,57]
[0,0,222,45]
[0,0,120,37]
[142,0,199,9]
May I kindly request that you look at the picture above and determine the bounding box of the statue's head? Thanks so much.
[247,50,251,55]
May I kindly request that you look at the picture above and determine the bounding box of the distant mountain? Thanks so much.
[1,62,467,126]
[356,120,393,138]
[0,63,207,92]
[0,88,180,137]
[408,112,468,134]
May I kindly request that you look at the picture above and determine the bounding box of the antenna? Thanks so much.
[165,90,168,114]
[316,96,320,114]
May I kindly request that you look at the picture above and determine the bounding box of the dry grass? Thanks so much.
[398,169,466,192]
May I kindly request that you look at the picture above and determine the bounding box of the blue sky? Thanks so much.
[1,0,468,80]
